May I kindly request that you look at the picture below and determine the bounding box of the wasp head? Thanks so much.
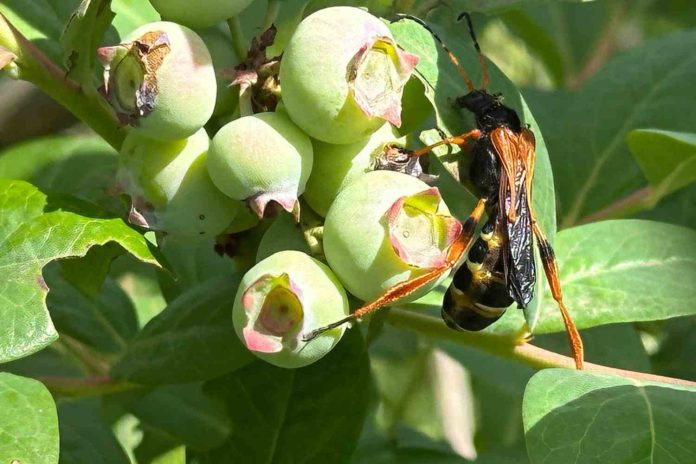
[456,90,522,133]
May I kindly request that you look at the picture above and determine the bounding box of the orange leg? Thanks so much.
[532,222,585,369]
[411,129,481,157]
[302,199,487,342]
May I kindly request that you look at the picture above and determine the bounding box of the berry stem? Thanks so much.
[0,13,125,150]
[387,308,696,387]
[263,0,282,30]
[227,16,249,61]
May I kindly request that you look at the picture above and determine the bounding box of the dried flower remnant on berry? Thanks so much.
[240,273,304,353]
[98,31,171,124]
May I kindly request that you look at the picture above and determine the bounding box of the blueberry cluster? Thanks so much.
[105,4,461,368]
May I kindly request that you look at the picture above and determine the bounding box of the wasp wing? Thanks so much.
[490,127,536,308]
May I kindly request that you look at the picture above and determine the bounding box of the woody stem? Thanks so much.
[387,308,696,387]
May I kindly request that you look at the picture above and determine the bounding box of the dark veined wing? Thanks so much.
[490,127,537,308]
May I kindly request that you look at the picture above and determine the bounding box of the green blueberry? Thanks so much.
[303,122,405,217]
[149,0,256,28]
[197,26,240,117]
[323,170,462,302]
[118,128,240,237]
[279,6,419,144]
[233,250,349,368]
[207,112,313,218]
[98,22,216,140]
[256,213,311,263]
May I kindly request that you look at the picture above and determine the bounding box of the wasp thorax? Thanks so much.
[233,251,349,368]
[99,22,217,140]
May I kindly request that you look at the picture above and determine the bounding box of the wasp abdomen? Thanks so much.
[442,219,514,332]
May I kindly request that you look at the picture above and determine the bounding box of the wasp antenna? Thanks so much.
[393,13,475,91]
[457,12,490,90]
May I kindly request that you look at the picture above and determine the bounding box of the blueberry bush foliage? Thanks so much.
[1,0,696,462]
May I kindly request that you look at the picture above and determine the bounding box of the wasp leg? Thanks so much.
[411,129,482,157]
[302,198,487,342]
[532,222,584,370]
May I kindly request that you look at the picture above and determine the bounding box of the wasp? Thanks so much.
[303,13,584,369]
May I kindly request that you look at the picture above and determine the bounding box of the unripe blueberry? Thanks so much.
[323,171,462,302]
[256,213,311,262]
[197,27,240,117]
[279,6,419,144]
[303,123,405,217]
[233,250,349,368]
[118,128,240,237]
[149,0,256,28]
[98,22,216,141]
[207,112,313,218]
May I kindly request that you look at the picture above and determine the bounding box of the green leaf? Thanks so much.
[134,427,185,464]
[0,345,83,379]
[499,1,623,87]
[390,11,556,332]
[650,316,696,382]
[157,235,237,302]
[523,369,696,464]
[110,0,159,38]
[449,0,596,14]
[122,383,231,450]
[0,0,157,62]
[0,372,59,463]
[627,129,696,203]
[111,277,254,384]
[60,0,114,83]
[45,263,138,355]
[0,0,82,61]
[526,30,696,227]
[0,135,121,213]
[59,242,125,295]
[369,328,445,443]
[58,398,131,464]
[536,323,650,372]
[528,219,696,333]
[638,182,696,230]
[110,252,167,326]
[0,179,158,363]
[194,329,370,463]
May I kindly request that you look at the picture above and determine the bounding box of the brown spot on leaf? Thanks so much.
[36,276,48,292]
